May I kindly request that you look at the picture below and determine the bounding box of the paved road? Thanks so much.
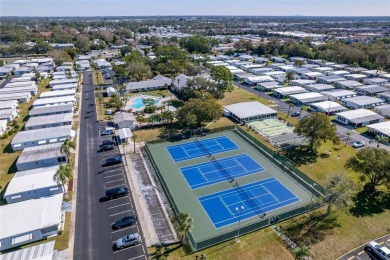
[338,234,390,260]
[73,71,147,260]
[234,82,389,151]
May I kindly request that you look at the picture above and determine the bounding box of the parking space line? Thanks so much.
[105,178,125,184]
[128,255,145,260]
[105,183,127,189]
[108,203,131,209]
[104,173,124,179]
[113,243,142,253]
[347,257,354,260]
[379,242,384,245]
[109,209,133,217]
[111,225,138,233]
[357,251,364,255]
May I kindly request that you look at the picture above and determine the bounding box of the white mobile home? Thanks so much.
[16,143,67,171]
[29,104,74,117]
[0,194,63,251]
[310,101,347,115]
[345,74,367,81]
[0,119,7,136]
[377,92,390,102]
[367,121,390,141]
[126,75,172,92]
[0,100,18,110]
[4,166,63,204]
[256,81,284,91]
[335,109,384,128]
[243,76,274,86]
[0,108,18,122]
[5,81,37,88]
[0,86,38,96]
[25,113,73,130]
[273,86,308,98]
[290,92,327,105]
[290,79,316,87]
[33,96,76,107]
[52,83,78,91]
[321,90,357,101]
[113,112,137,129]
[336,80,364,90]
[316,75,346,84]
[305,84,335,93]
[355,85,388,96]
[0,92,32,103]
[223,101,277,123]
[374,104,390,118]
[341,96,384,109]
[49,78,78,88]
[11,125,75,151]
[39,89,76,99]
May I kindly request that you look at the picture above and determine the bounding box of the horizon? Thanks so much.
[1,0,390,17]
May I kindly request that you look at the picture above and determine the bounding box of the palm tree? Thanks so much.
[131,134,137,153]
[54,164,73,197]
[345,131,352,147]
[292,246,310,260]
[61,139,76,166]
[287,103,295,117]
[172,212,193,245]
[98,94,104,114]
[286,71,294,85]
[322,172,357,216]
[294,60,305,68]
[369,135,388,148]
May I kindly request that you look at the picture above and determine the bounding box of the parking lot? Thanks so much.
[97,122,147,260]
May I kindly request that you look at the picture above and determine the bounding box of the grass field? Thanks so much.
[0,78,50,195]
[219,87,271,106]
[149,228,294,260]
[92,71,104,85]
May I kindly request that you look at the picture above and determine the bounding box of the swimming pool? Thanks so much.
[131,98,160,109]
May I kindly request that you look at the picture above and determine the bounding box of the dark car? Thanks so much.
[98,144,115,152]
[105,187,129,200]
[112,215,137,230]
[100,139,115,146]
[105,156,122,166]
[291,112,301,117]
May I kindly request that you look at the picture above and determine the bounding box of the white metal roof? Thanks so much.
[311,101,346,110]
[224,101,277,118]
[274,86,307,95]
[11,125,73,144]
[290,92,324,100]
[321,90,356,97]
[118,128,133,139]
[367,121,390,136]
[33,96,76,106]
[4,166,60,197]
[0,194,63,239]
[39,90,76,99]
[25,112,73,128]
[342,96,384,106]
[17,143,65,164]
[336,109,379,120]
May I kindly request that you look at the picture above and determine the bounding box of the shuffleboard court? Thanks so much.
[166,136,238,162]
[199,177,300,228]
[180,154,265,189]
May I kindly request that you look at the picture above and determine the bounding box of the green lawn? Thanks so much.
[149,228,294,260]
[92,71,104,85]
[219,87,271,106]
[355,126,368,134]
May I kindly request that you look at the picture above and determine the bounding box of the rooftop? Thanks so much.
[17,143,65,164]
[39,90,76,98]
[337,80,363,87]
[342,96,384,105]
[367,121,390,136]
[126,76,172,91]
[290,92,325,100]
[25,113,73,128]
[0,100,18,110]
[29,104,74,116]
[113,112,136,123]
[11,125,73,145]
[33,96,76,106]
[274,86,307,94]
[4,166,60,197]
[0,194,63,240]
[336,109,382,120]
[224,101,277,118]
[0,241,55,260]
[311,101,346,112]
[321,89,356,97]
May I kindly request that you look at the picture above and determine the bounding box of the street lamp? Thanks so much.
[310,183,317,204]
[235,206,245,243]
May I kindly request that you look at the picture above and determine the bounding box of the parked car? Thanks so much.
[352,141,365,148]
[100,139,115,146]
[98,144,115,152]
[105,156,122,166]
[115,233,141,249]
[291,112,301,117]
[112,215,137,230]
[105,187,129,200]
[101,127,115,136]
[367,241,390,260]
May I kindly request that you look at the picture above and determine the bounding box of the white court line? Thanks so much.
[261,184,280,203]
[219,197,235,216]
[109,209,133,217]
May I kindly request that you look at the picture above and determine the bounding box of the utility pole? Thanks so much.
[235,205,245,243]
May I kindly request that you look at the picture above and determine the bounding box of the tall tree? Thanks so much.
[294,113,339,153]
[322,172,357,216]
[130,134,137,153]
[286,71,295,84]
[61,139,76,166]
[287,103,295,117]
[345,147,390,190]
[54,164,73,197]
[369,135,389,148]
[172,212,193,245]
[210,66,234,95]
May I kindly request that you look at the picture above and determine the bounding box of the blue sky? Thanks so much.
[1,0,389,16]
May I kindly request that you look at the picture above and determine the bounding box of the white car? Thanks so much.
[352,141,365,148]
[368,241,390,260]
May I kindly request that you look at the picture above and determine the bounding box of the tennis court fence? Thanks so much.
[144,126,324,252]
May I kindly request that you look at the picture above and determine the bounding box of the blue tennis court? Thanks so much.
[166,136,238,162]
[199,178,300,228]
[180,154,264,189]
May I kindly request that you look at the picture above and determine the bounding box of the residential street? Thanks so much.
[234,82,390,151]
[338,234,390,260]
[73,71,147,260]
